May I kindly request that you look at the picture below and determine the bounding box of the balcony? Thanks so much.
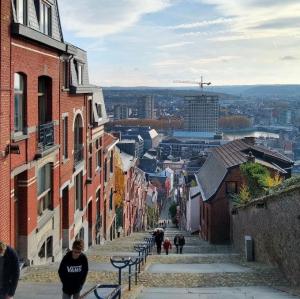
[74,144,84,166]
[36,122,57,158]
[39,122,54,149]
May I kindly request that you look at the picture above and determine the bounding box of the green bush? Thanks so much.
[240,162,270,198]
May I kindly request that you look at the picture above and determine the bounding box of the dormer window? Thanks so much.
[75,61,84,85]
[96,104,102,119]
[14,0,27,25]
[40,1,52,36]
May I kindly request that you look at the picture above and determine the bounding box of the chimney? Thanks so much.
[247,151,255,163]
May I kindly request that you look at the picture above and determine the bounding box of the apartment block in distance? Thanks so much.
[137,96,155,119]
[184,95,219,133]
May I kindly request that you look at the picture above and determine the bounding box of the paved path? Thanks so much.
[15,198,299,298]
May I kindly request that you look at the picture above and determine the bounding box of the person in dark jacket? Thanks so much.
[154,229,164,254]
[178,235,185,254]
[173,234,180,254]
[0,241,20,299]
[58,240,88,299]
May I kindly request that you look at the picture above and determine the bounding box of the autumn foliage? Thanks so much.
[219,115,251,130]
[114,150,125,208]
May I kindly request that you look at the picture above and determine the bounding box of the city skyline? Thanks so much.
[59,0,300,87]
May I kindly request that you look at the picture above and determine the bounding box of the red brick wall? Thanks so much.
[0,0,12,244]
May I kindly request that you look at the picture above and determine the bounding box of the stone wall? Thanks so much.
[232,185,300,286]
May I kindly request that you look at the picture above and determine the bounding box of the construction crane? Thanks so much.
[173,76,211,92]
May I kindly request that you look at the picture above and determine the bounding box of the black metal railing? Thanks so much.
[38,122,54,150]
[109,236,155,293]
[81,284,121,299]
[74,144,84,165]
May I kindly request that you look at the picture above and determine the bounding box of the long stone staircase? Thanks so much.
[16,222,298,298]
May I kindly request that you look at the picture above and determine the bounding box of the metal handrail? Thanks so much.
[81,284,121,299]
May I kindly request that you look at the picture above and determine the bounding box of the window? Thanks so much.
[37,163,52,217]
[14,73,26,133]
[96,150,101,170]
[110,151,114,173]
[74,114,83,164]
[226,181,237,194]
[62,60,70,89]
[14,0,27,25]
[89,100,94,126]
[62,116,68,159]
[46,236,53,258]
[38,76,52,124]
[96,104,102,118]
[109,188,113,210]
[75,172,83,210]
[104,158,107,183]
[75,61,83,85]
[96,189,101,217]
[40,1,51,36]
[88,157,92,179]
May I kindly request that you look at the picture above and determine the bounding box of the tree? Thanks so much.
[219,115,251,130]
[114,150,125,208]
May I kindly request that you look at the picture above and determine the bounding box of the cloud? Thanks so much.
[157,41,194,49]
[59,0,171,38]
[281,56,298,61]
[169,17,234,30]
[251,17,300,30]
[195,0,300,41]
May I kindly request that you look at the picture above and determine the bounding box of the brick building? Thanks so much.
[0,0,109,265]
[196,138,294,244]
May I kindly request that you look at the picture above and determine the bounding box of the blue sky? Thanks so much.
[58,0,300,87]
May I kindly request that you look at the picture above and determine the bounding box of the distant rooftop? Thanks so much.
[173,131,216,139]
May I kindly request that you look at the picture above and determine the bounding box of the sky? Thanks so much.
[58,0,300,87]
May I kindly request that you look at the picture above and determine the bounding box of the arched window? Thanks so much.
[14,73,26,133]
[74,114,83,164]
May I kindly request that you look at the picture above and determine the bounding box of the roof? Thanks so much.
[196,138,294,202]
[149,129,159,139]
[104,133,118,150]
[173,131,216,139]
[118,139,136,144]
[138,159,158,173]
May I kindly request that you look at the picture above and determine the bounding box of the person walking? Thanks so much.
[154,230,163,254]
[0,241,20,299]
[173,234,180,254]
[163,238,172,255]
[58,240,88,299]
[179,234,185,254]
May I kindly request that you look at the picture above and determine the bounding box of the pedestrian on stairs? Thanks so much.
[154,229,163,254]
[179,235,185,254]
[163,238,172,255]
[174,234,180,254]
[58,239,88,299]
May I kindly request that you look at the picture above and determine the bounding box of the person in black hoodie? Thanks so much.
[0,241,20,299]
[58,239,88,299]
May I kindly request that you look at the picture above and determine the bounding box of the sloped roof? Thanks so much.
[104,133,118,151]
[196,138,293,201]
